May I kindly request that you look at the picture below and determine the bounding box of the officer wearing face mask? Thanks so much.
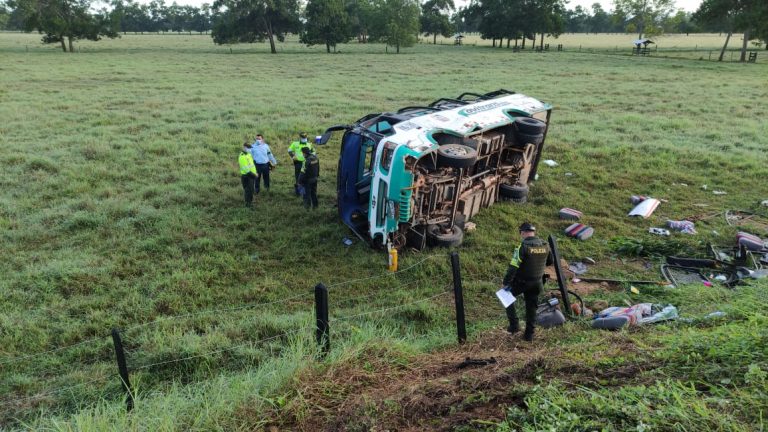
[287,132,314,196]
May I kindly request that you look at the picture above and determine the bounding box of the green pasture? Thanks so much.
[0,32,767,430]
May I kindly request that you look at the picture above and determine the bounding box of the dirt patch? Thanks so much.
[268,330,656,432]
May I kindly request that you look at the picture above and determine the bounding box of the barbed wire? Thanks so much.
[132,326,310,371]
[123,291,312,335]
[326,253,444,290]
[330,277,439,308]
[333,290,452,322]
[0,335,109,367]
[0,373,110,408]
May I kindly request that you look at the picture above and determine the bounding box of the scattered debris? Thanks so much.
[559,207,583,220]
[628,198,660,218]
[712,230,720,236]
[582,257,596,265]
[667,220,697,234]
[464,222,477,232]
[592,303,678,330]
[342,237,354,246]
[762,200,768,207]
[673,183,688,187]
[630,286,640,294]
[737,232,767,251]
[578,277,665,285]
[456,357,497,369]
[713,190,727,195]
[751,269,768,279]
[705,311,726,319]
[630,195,649,205]
[701,184,708,190]
[568,262,588,275]
[726,210,768,234]
[536,298,566,328]
[564,172,574,176]
[542,159,558,167]
[564,223,594,240]
[649,227,671,236]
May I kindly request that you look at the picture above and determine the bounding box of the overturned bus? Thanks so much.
[320,89,552,250]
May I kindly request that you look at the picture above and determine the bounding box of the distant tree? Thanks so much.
[695,0,768,61]
[302,0,352,52]
[663,10,698,34]
[346,0,374,42]
[564,5,589,33]
[453,5,480,33]
[9,0,118,52]
[368,0,419,53]
[0,2,9,29]
[211,0,301,53]
[189,3,212,33]
[586,3,610,32]
[420,0,454,44]
[614,0,674,39]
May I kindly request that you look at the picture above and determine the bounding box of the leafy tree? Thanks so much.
[9,0,118,52]
[368,0,418,53]
[695,0,768,61]
[302,0,352,52]
[211,0,301,53]
[587,3,611,32]
[420,0,454,44]
[564,5,588,32]
[346,0,374,42]
[613,0,675,39]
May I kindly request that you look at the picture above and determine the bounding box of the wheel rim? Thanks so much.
[443,146,468,157]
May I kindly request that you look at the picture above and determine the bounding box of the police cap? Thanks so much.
[518,222,536,232]
[299,132,308,138]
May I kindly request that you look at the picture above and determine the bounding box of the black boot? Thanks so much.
[505,304,520,334]
[523,326,534,342]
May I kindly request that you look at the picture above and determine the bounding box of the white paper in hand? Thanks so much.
[495,288,516,308]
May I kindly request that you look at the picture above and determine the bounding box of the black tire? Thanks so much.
[427,224,464,247]
[436,144,478,169]
[499,183,528,203]
[515,132,544,146]
[515,117,546,134]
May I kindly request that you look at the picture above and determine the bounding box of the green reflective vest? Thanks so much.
[239,152,256,175]
[288,141,314,162]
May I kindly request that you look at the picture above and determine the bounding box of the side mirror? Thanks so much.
[319,131,333,145]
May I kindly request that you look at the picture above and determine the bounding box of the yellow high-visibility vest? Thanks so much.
[239,152,256,175]
[288,141,314,162]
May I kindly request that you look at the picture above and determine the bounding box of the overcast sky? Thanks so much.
[137,0,703,13]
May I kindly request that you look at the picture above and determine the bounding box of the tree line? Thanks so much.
[0,0,765,55]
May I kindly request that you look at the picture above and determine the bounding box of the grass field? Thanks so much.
[1,33,767,430]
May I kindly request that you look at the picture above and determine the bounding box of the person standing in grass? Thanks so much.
[238,142,258,208]
[250,134,277,193]
[288,132,314,196]
[501,222,553,342]
[298,146,319,209]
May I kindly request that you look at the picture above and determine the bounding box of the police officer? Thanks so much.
[502,222,553,341]
[288,132,314,196]
[250,134,277,193]
[298,146,319,209]
[238,142,258,208]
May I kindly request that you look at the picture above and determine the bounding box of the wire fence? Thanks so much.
[0,251,461,420]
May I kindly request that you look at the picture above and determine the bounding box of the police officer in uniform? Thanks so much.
[298,146,320,209]
[502,222,553,341]
[288,132,314,196]
[238,142,258,208]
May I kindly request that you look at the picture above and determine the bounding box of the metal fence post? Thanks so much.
[111,328,134,412]
[314,283,330,355]
[450,252,467,344]
[547,235,572,316]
